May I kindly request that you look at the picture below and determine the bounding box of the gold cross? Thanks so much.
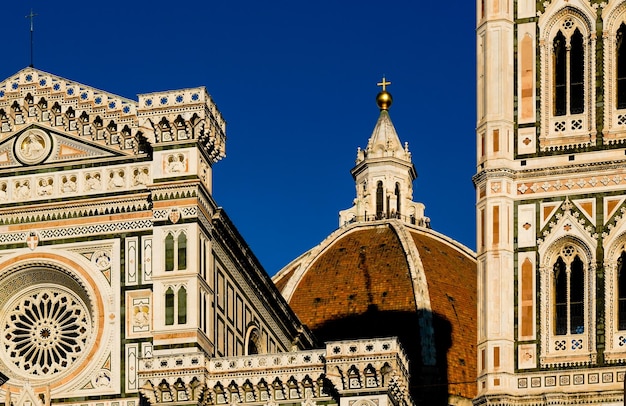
[25,9,38,67]
[25,9,37,32]
[377,76,391,91]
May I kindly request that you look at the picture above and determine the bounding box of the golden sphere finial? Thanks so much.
[376,76,393,110]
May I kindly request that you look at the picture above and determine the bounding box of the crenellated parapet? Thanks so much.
[0,67,226,163]
[204,338,412,406]
[138,88,226,164]
[138,350,209,405]
[0,68,141,154]
[206,349,329,404]
[137,338,413,406]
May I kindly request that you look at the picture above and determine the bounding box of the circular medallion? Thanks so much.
[15,129,51,165]
[92,250,111,270]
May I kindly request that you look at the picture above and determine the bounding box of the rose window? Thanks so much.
[2,288,91,376]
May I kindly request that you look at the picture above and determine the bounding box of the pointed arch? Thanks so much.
[376,181,384,219]
[164,229,187,272]
[600,230,626,361]
[538,6,595,149]
[602,2,626,142]
[395,182,401,216]
[178,232,187,270]
[165,287,175,326]
[177,286,187,324]
[165,232,174,271]
[539,236,596,367]
[617,23,626,109]
[244,324,262,355]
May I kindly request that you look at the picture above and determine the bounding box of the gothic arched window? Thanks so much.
[164,230,187,272]
[178,286,187,324]
[617,23,626,109]
[554,257,567,335]
[165,233,174,272]
[541,13,595,149]
[552,245,585,336]
[618,251,626,330]
[554,31,567,116]
[540,240,595,367]
[178,233,187,270]
[245,326,262,355]
[376,181,383,219]
[165,287,175,326]
[570,29,585,114]
[570,255,585,333]
[395,182,401,216]
[553,29,585,116]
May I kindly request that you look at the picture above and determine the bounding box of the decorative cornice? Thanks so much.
[0,67,226,163]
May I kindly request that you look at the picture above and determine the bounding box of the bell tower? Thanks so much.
[475,0,516,400]
[477,0,626,404]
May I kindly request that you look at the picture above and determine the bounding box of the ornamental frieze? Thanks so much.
[517,174,626,195]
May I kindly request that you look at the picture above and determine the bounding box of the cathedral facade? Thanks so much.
[476,0,626,404]
[0,68,413,406]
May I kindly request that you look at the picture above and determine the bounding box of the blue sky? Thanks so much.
[1,1,477,274]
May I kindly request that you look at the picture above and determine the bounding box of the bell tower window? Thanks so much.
[617,24,626,109]
[552,246,585,336]
[570,255,584,333]
[164,230,187,272]
[618,251,626,330]
[178,233,187,270]
[540,241,595,367]
[540,13,594,149]
[601,12,626,144]
[165,285,187,326]
[554,257,567,334]
[178,286,187,324]
[553,29,584,116]
[165,287,175,325]
[554,31,567,116]
[570,29,584,114]
[165,233,174,271]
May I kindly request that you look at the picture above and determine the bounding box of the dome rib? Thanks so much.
[273,219,478,401]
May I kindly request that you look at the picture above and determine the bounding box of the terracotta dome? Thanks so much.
[274,80,477,405]
[273,219,477,405]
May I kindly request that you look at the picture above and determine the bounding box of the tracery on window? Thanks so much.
[540,9,595,149]
[2,288,91,376]
[601,4,626,143]
[0,264,101,383]
[539,237,596,367]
